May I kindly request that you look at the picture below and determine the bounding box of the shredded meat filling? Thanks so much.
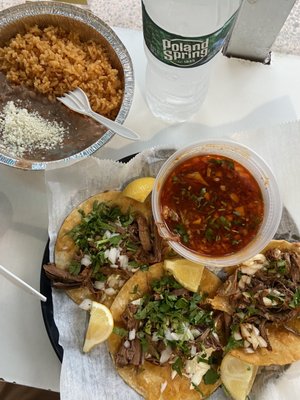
[218,248,300,351]
[43,212,165,296]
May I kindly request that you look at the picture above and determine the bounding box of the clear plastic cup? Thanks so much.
[152,139,282,268]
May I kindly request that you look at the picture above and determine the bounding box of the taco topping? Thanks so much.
[218,247,300,353]
[44,200,163,301]
[114,275,222,390]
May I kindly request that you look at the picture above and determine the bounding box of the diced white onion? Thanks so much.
[104,287,117,296]
[171,370,177,380]
[119,254,129,269]
[165,330,180,341]
[160,346,173,364]
[103,230,112,239]
[245,347,255,353]
[152,332,159,342]
[123,340,130,349]
[160,381,168,393]
[93,281,105,290]
[190,345,197,357]
[252,325,260,336]
[191,329,201,338]
[131,298,142,305]
[118,279,125,287]
[81,254,91,267]
[129,329,136,341]
[185,355,210,389]
[233,331,243,341]
[257,336,268,348]
[103,231,120,239]
[79,299,92,311]
[240,254,267,275]
[263,297,277,306]
[104,247,120,265]
[107,275,120,288]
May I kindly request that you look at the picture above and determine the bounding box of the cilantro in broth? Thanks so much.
[160,154,264,257]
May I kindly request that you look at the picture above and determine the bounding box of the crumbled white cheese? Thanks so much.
[0,101,67,157]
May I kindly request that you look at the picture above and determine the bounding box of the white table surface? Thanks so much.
[1,26,300,393]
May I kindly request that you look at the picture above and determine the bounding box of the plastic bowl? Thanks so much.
[152,139,282,268]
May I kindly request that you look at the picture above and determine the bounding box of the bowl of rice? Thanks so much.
[0,1,134,170]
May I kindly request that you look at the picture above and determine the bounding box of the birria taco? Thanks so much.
[211,240,300,366]
[44,191,165,307]
[108,262,224,399]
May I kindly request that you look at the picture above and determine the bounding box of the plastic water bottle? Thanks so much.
[142,0,241,123]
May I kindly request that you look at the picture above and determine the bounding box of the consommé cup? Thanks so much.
[152,139,282,268]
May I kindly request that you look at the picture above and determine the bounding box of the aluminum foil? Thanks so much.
[0,1,134,170]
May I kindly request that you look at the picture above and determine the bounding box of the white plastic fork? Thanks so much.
[57,87,140,141]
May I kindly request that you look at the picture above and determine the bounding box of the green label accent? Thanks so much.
[142,2,238,68]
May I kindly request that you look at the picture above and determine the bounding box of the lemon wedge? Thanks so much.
[122,177,155,202]
[220,353,258,400]
[83,301,114,353]
[164,258,204,292]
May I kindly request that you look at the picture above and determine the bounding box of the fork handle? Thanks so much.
[89,110,140,141]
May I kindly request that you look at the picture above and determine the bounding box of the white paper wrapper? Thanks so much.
[45,135,300,400]
[45,147,175,400]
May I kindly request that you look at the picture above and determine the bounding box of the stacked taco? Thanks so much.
[44,191,165,307]
[108,262,223,399]
[108,240,300,399]
[211,240,300,366]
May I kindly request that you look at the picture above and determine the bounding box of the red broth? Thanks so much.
[160,154,264,257]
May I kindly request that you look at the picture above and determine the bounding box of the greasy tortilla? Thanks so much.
[54,191,152,305]
[211,240,300,366]
[231,319,300,365]
[108,262,222,400]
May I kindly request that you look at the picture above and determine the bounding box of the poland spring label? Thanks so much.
[142,2,238,68]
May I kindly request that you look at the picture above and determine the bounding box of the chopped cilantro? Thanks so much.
[191,383,204,396]
[290,288,300,308]
[205,227,215,243]
[225,335,244,353]
[203,368,220,385]
[174,223,189,244]
[172,357,183,376]
[130,284,140,295]
[69,260,81,275]
[113,326,128,337]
